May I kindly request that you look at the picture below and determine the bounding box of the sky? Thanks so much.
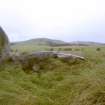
[0,0,105,42]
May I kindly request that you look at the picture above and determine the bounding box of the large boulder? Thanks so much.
[30,51,85,60]
[18,51,85,73]
[0,26,10,63]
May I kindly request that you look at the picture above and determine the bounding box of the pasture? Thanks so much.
[0,45,105,105]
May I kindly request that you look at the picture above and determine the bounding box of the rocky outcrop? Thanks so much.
[56,52,85,60]
[29,51,85,60]
[18,51,85,72]
[0,27,10,63]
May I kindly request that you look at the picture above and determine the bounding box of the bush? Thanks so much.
[49,48,54,51]
[63,48,72,51]
[96,48,101,51]
[75,48,80,51]
[58,48,62,51]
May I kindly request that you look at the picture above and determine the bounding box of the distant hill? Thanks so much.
[11,38,69,46]
[69,41,105,46]
[11,38,105,47]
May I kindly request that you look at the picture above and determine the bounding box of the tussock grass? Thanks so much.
[0,46,105,105]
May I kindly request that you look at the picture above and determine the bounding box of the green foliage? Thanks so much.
[96,47,101,51]
[0,46,105,105]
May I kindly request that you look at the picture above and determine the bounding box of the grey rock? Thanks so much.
[30,51,85,60]
[30,51,58,58]
[57,53,85,60]
[0,27,10,63]
[18,51,85,72]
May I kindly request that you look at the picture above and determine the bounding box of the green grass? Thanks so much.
[11,44,50,53]
[0,46,105,105]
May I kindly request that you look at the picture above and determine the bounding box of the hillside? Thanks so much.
[11,38,105,47]
[11,38,68,46]
[11,38,105,53]
[70,41,105,46]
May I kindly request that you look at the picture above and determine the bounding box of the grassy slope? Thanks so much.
[11,38,67,52]
[0,46,105,105]
[11,44,50,52]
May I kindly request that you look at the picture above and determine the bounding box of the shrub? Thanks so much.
[58,48,62,51]
[63,48,72,51]
[49,48,54,51]
[75,48,80,51]
[96,48,101,51]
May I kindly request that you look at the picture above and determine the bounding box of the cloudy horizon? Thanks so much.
[0,0,105,42]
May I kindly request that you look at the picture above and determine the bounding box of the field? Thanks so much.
[0,45,105,105]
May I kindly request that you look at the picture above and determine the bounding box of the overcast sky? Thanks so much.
[0,0,105,42]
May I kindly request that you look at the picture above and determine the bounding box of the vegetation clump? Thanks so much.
[96,47,101,51]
